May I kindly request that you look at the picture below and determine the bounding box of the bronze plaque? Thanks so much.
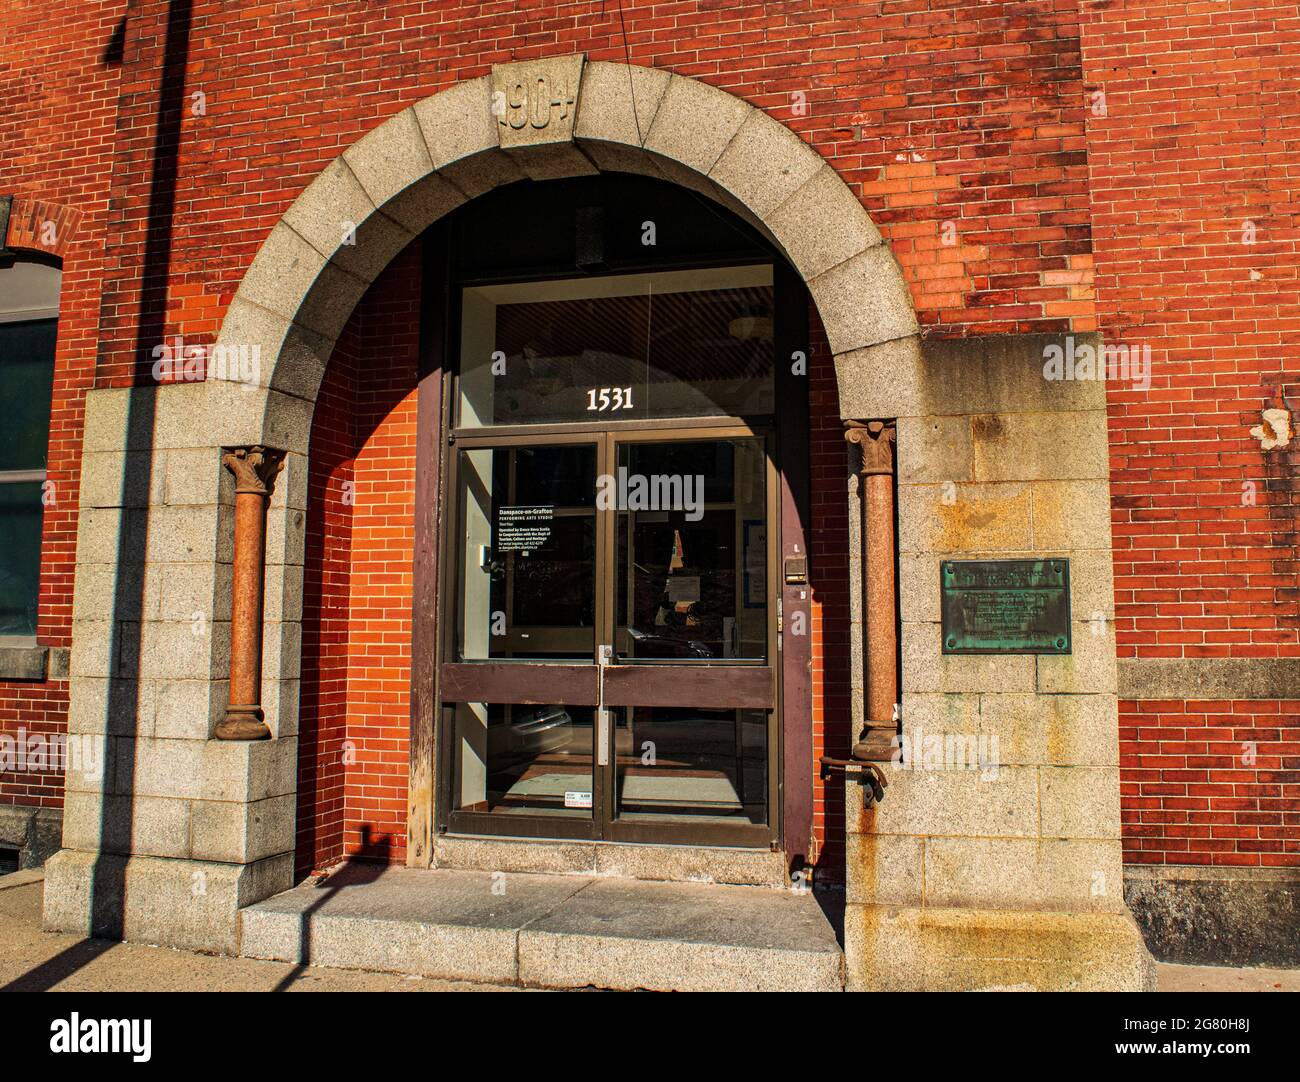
[940,559,1071,654]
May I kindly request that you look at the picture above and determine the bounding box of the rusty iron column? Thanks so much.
[845,420,898,762]
[216,446,285,741]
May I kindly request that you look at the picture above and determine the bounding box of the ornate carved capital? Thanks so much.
[844,420,896,477]
[222,446,285,497]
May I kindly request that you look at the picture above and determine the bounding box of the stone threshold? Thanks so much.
[239,862,843,991]
[433,833,789,887]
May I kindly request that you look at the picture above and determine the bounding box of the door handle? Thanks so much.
[596,644,613,766]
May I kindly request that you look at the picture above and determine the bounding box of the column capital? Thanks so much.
[222,446,285,497]
[844,419,896,477]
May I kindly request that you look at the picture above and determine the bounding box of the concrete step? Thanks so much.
[240,864,843,991]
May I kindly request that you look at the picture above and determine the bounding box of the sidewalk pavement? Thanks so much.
[2,871,1297,992]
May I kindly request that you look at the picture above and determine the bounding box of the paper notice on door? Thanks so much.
[564,790,593,809]
[497,505,553,553]
[667,576,700,603]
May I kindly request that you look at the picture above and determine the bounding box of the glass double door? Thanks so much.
[441,426,778,847]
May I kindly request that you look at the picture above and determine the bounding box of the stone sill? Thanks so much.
[0,644,70,682]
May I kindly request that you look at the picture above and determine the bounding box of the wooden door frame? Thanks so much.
[408,224,452,867]
[774,259,813,872]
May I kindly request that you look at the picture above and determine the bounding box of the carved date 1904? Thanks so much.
[495,74,577,131]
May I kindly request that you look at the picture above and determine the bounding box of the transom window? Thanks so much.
[457,265,775,427]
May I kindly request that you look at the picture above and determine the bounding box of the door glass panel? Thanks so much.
[614,707,767,825]
[450,702,594,819]
[454,444,596,660]
[614,437,767,661]
[0,481,44,637]
[457,266,774,427]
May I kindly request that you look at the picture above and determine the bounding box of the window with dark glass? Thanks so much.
[457,265,775,427]
[0,259,60,642]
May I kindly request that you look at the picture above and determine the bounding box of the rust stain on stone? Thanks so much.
[860,800,878,837]
[971,413,1005,442]
[936,486,1031,551]
[1044,699,1067,764]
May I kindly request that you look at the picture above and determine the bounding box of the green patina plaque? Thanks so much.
[940,559,1071,654]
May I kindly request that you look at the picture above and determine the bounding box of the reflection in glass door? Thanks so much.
[452,702,597,819]
[454,443,597,662]
[611,707,768,825]
[609,437,770,829]
[443,432,776,845]
[447,440,600,833]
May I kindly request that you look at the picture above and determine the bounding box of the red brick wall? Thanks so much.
[0,2,126,809]
[1121,700,1300,867]
[342,250,421,867]
[80,0,1100,870]
[297,306,358,872]
[299,245,421,872]
[1078,2,1300,866]
[7,1,1296,873]
[88,0,1100,389]
[809,308,851,881]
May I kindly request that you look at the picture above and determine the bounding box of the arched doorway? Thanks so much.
[209,56,916,873]
[424,173,809,853]
[43,57,1154,991]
